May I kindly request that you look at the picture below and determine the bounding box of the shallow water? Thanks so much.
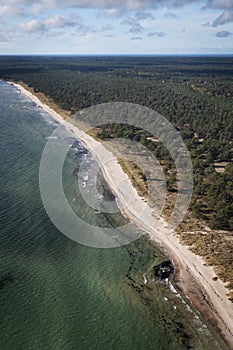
[0,81,224,349]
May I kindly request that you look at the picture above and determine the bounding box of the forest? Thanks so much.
[0,55,232,230]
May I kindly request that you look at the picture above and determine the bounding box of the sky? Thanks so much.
[0,0,233,54]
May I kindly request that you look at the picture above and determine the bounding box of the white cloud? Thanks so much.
[56,0,145,10]
[2,0,233,22]
[101,24,114,31]
[129,23,144,32]
[148,31,166,37]
[0,33,10,42]
[164,12,177,18]
[212,10,233,26]
[19,19,46,33]
[1,0,233,14]
[216,30,232,37]
[100,8,123,17]
[1,0,233,53]
[44,15,77,28]
[19,14,82,34]
[205,0,233,10]
[76,24,96,36]
[121,17,135,25]
[120,11,155,33]
[0,4,22,18]
[135,11,154,20]
[130,36,142,39]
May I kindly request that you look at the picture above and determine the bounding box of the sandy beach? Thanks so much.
[10,81,233,349]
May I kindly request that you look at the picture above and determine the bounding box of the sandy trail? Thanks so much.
[10,81,233,349]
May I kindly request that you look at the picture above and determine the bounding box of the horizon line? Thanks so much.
[0,53,233,57]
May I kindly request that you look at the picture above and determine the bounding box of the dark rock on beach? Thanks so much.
[154,260,174,280]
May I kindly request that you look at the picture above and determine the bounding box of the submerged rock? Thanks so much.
[154,260,174,280]
[0,274,14,290]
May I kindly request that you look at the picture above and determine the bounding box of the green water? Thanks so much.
[0,81,224,349]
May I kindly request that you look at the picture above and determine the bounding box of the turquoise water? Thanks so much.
[0,81,224,349]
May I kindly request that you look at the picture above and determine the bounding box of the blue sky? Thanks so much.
[0,0,233,54]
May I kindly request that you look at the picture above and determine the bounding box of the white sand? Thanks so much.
[10,81,233,349]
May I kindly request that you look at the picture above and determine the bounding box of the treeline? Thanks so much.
[96,122,233,230]
[0,56,232,229]
[192,162,233,229]
[0,57,232,144]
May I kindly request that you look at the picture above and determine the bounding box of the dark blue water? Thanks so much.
[0,81,224,350]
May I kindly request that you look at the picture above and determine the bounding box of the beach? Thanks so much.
[10,81,233,349]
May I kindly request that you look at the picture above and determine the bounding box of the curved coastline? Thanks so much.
[8,81,233,350]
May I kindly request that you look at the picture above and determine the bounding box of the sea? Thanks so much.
[0,81,225,350]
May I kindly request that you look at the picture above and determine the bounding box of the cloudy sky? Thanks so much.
[0,0,233,54]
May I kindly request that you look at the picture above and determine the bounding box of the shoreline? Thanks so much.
[8,80,233,350]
